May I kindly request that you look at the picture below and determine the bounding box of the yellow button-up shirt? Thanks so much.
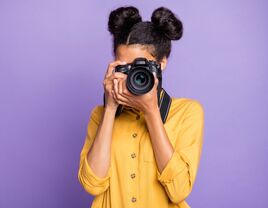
[78,97,204,208]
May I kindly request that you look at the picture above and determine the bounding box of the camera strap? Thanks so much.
[157,88,172,124]
[103,87,172,124]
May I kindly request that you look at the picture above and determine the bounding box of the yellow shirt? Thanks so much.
[78,97,204,208]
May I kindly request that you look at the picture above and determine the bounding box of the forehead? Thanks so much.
[115,44,156,63]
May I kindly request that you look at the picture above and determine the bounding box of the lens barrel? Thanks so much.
[127,66,154,95]
[114,58,160,95]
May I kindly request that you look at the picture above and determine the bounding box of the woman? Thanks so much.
[78,6,204,208]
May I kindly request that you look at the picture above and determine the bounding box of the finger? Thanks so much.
[111,90,117,101]
[108,72,126,81]
[114,72,127,78]
[105,60,127,78]
[113,79,118,96]
[115,79,131,102]
[122,78,133,97]
[118,78,123,94]
[116,91,130,103]
[116,99,129,106]
[106,61,125,78]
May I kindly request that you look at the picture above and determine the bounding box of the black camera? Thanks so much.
[114,57,162,95]
[102,57,172,124]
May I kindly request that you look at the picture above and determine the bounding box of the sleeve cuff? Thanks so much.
[156,150,187,183]
[81,156,111,187]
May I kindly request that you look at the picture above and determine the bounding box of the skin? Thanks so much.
[87,44,174,178]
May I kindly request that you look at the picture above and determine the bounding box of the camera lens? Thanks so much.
[127,67,154,95]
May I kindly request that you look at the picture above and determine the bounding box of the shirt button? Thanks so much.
[136,115,140,120]
[131,153,136,158]
[132,133,137,138]
[131,197,137,203]
[130,173,136,178]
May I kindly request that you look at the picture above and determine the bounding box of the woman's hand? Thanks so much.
[103,60,127,110]
[113,72,159,115]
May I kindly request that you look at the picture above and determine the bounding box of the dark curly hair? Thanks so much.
[108,6,183,62]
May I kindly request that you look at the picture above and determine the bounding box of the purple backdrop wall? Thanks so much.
[0,0,267,207]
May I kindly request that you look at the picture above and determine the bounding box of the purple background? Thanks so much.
[0,0,267,207]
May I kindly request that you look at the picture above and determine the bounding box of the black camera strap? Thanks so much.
[158,88,172,124]
[103,87,172,124]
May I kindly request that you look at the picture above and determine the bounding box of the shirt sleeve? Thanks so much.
[78,105,112,196]
[156,100,205,204]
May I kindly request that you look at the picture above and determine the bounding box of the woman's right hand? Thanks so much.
[103,60,127,110]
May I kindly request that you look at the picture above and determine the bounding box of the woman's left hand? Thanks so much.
[112,72,159,115]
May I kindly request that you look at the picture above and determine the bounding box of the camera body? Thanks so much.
[114,57,162,95]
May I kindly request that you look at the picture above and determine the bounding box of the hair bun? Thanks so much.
[108,6,142,36]
[151,7,183,40]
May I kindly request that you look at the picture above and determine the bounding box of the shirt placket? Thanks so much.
[129,109,142,207]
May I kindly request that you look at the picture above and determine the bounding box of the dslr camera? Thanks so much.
[114,57,162,95]
[103,57,172,122]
